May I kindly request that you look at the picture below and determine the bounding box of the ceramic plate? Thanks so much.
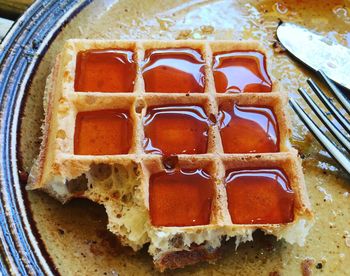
[1,0,349,274]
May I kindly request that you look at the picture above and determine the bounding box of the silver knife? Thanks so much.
[276,22,350,90]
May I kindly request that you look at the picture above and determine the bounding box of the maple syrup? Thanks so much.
[225,168,294,224]
[74,49,136,92]
[142,48,206,93]
[218,103,279,153]
[149,169,214,227]
[74,110,132,155]
[213,51,272,93]
[143,105,209,155]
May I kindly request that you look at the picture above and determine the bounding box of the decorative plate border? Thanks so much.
[0,0,91,274]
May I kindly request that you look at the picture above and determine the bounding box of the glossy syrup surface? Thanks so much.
[213,51,272,93]
[74,49,136,92]
[142,48,205,93]
[149,169,214,227]
[219,103,279,153]
[143,105,209,155]
[74,110,132,155]
[225,168,294,224]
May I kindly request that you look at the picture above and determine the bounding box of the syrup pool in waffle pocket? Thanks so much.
[27,39,313,271]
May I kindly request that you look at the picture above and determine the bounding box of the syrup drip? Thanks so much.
[75,49,136,92]
[74,109,132,155]
[143,105,209,155]
[142,48,205,93]
[225,168,295,224]
[213,51,272,93]
[149,169,214,227]
[219,103,279,153]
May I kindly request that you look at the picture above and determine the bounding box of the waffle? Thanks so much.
[28,39,313,271]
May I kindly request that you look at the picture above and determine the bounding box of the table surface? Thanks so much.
[0,0,33,40]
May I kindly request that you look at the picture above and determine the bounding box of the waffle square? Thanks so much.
[28,39,313,271]
[74,49,136,92]
[74,109,133,155]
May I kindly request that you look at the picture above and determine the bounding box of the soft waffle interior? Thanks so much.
[28,39,312,266]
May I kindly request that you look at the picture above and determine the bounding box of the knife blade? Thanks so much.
[276,22,350,90]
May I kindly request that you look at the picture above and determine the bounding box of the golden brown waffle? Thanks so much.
[28,39,313,271]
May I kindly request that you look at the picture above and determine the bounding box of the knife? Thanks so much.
[276,22,350,91]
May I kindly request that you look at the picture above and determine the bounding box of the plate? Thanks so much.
[1,0,349,274]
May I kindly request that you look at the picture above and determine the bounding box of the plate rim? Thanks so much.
[0,0,92,274]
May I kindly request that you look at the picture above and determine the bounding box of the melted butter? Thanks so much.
[149,168,214,227]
